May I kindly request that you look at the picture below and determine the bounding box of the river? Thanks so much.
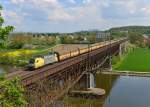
[62,72,150,107]
[0,65,14,74]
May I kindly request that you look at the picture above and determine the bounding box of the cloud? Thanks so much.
[10,0,25,4]
[68,0,76,4]
[2,0,150,32]
[2,10,23,27]
[8,0,104,23]
[82,0,91,4]
[3,0,109,32]
[30,0,75,21]
[140,7,150,15]
[101,0,110,7]
[122,0,138,14]
[48,9,74,21]
[30,0,60,9]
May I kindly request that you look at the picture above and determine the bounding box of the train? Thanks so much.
[27,38,125,70]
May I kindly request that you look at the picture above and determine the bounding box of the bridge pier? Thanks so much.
[119,41,128,57]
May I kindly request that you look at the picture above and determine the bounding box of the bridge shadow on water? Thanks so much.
[50,71,118,107]
[57,73,150,107]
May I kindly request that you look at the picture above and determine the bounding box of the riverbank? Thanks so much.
[114,48,150,72]
[101,70,150,77]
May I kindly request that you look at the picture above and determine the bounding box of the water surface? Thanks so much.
[63,73,150,107]
[0,65,13,74]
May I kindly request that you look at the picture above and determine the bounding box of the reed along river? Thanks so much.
[61,72,150,107]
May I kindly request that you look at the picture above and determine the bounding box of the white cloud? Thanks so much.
[3,10,23,26]
[82,0,91,4]
[8,0,108,31]
[113,0,150,15]
[9,0,105,23]
[30,0,60,9]
[6,0,150,32]
[68,0,76,4]
[140,7,150,15]
[48,9,74,21]
[101,0,110,7]
[108,0,138,14]
[125,1,137,14]
[67,1,107,27]
[10,0,25,4]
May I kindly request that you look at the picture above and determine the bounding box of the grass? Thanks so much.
[115,48,150,72]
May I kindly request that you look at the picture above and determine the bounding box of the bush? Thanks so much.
[112,56,121,65]
[0,76,27,107]
[9,41,24,49]
[0,49,40,66]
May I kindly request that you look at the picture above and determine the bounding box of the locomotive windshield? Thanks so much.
[29,58,35,63]
[49,52,55,55]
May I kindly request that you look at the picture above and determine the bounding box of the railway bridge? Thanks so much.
[6,37,128,107]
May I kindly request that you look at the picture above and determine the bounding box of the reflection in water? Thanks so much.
[0,65,13,74]
[73,73,96,90]
[89,73,95,88]
[0,65,6,74]
[64,72,150,107]
[0,68,4,74]
[103,76,150,107]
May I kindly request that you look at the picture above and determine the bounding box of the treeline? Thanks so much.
[9,33,57,49]
[11,30,97,37]
[7,32,96,49]
[109,26,150,34]
[108,26,150,48]
[5,26,150,49]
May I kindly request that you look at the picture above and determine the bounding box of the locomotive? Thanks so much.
[27,52,59,70]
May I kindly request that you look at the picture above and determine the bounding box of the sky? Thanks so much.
[1,0,150,33]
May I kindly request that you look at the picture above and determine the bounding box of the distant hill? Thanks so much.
[12,26,150,37]
[71,26,150,37]
[108,26,150,35]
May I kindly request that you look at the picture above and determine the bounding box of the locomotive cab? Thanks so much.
[27,52,59,70]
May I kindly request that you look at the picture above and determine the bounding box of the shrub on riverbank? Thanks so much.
[0,76,27,107]
[112,56,121,65]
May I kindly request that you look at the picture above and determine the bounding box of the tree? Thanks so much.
[0,5,14,48]
[60,35,75,44]
[86,35,96,43]
[0,76,27,107]
[145,38,150,49]
[75,35,84,41]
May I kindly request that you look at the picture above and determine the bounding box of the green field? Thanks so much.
[115,48,150,72]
